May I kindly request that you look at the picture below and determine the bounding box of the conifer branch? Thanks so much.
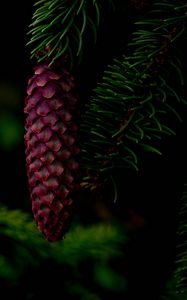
[27,0,105,66]
[80,0,187,188]
[0,204,126,279]
[174,182,187,294]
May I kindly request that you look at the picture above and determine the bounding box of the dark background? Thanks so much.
[0,1,187,299]
[0,1,33,210]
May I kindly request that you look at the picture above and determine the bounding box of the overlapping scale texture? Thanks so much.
[24,62,80,242]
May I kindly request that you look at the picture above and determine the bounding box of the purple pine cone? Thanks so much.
[24,61,80,242]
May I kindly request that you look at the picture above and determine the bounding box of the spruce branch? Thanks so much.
[0,204,127,283]
[80,0,187,189]
[173,182,187,294]
[27,0,107,66]
[160,181,187,299]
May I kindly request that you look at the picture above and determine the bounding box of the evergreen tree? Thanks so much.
[1,0,187,299]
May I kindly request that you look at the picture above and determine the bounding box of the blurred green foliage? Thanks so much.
[160,277,187,300]
[0,81,23,151]
[0,204,127,299]
[0,112,23,150]
[0,81,20,109]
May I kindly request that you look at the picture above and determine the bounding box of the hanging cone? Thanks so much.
[24,60,80,242]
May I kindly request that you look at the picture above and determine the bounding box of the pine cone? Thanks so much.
[24,61,80,242]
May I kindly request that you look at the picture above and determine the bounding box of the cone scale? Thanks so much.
[24,61,80,242]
